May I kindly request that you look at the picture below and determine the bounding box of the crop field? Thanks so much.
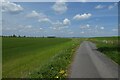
[89,37,120,65]
[2,37,82,78]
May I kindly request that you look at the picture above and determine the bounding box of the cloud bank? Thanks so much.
[73,13,92,20]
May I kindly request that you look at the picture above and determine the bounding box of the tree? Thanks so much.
[13,34,16,37]
[18,35,21,37]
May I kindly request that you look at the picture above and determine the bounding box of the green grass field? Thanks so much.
[2,37,81,78]
[89,37,120,65]
[2,36,119,78]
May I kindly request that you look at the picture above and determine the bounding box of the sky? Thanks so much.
[2,0,118,37]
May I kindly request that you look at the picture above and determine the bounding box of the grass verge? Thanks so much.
[89,37,120,65]
[30,38,82,78]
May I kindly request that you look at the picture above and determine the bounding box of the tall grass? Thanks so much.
[89,37,120,65]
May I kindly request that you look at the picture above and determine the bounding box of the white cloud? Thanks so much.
[39,28,43,30]
[108,3,117,10]
[26,11,39,18]
[80,24,90,29]
[86,24,90,28]
[73,13,92,20]
[52,0,67,14]
[26,10,52,23]
[50,18,70,30]
[95,3,117,10]
[100,27,104,30]
[2,0,23,13]
[51,21,64,30]
[26,11,47,19]
[63,18,70,26]
[95,5,104,9]
[27,11,70,28]
[38,18,51,23]
[78,0,87,2]
[51,20,62,28]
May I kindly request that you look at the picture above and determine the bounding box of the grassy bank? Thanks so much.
[3,37,81,78]
[30,38,82,78]
[89,37,120,65]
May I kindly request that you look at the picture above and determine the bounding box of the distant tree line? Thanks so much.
[2,34,26,38]
[2,34,56,38]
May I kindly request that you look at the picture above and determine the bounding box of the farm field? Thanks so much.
[2,37,82,78]
[89,37,120,65]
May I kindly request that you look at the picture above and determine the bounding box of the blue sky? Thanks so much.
[2,1,118,37]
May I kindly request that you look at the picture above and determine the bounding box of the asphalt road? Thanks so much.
[69,41,119,78]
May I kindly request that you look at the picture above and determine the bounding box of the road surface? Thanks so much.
[69,41,119,78]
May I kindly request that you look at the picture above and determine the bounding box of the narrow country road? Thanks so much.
[69,41,118,78]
